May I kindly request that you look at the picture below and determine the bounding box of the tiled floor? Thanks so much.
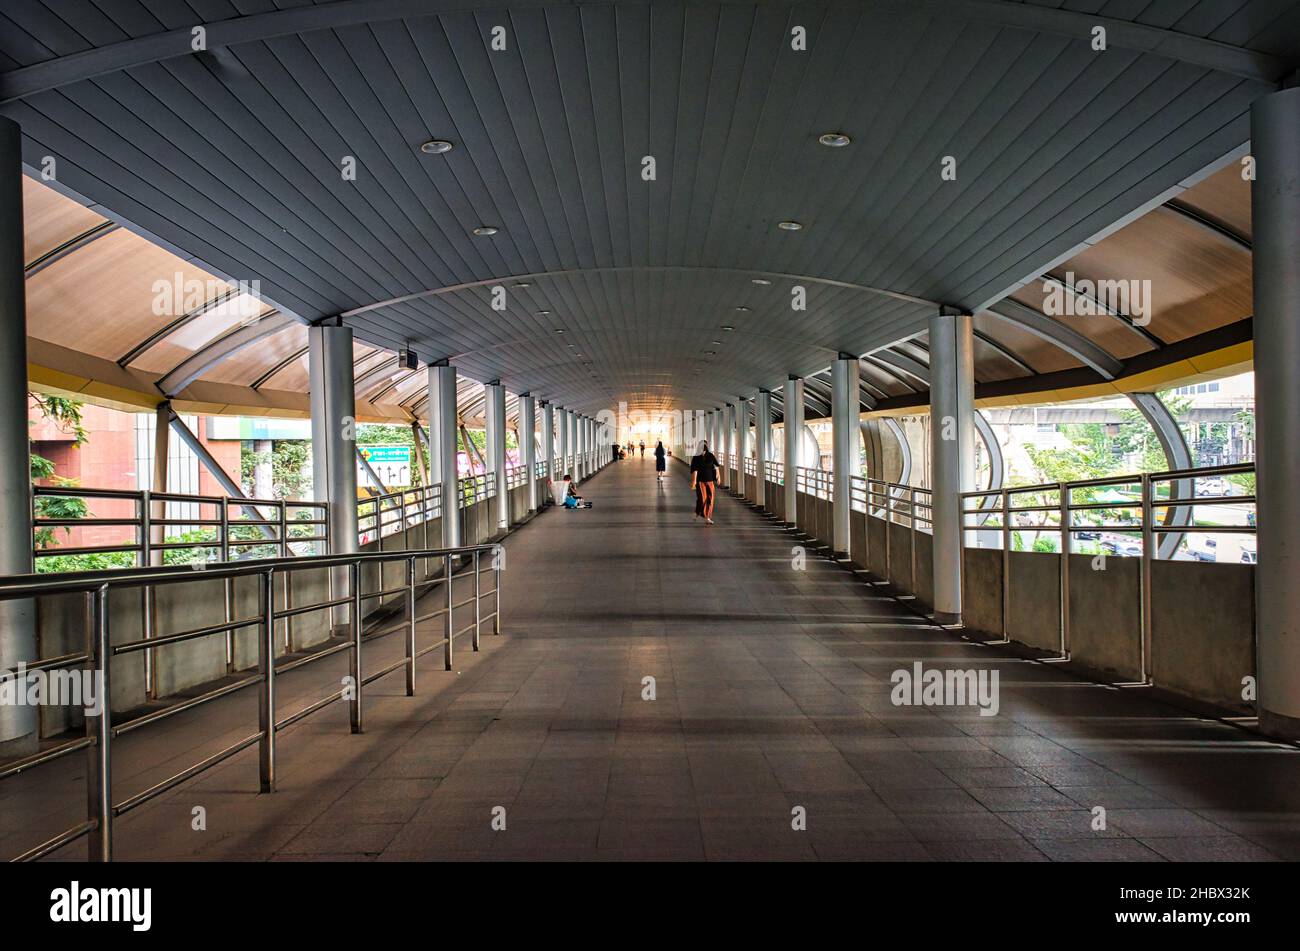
[13,455,1300,861]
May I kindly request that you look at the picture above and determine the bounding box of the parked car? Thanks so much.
[1241,546,1257,564]
[1189,537,1218,562]
[1101,539,1142,557]
[1075,528,1101,541]
[1198,477,1228,496]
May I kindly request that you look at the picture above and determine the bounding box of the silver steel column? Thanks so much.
[755,390,772,509]
[520,394,537,512]
[309,325,358,551]
[831,354,860,559]
[577,415,587,479]
[485,381,508,532]
[736,398,750,497]
[0,116,35,756]
[1253,86,1300,740]
[428,361,459,547]
[784,376,805,528]
[928,312,976,625]
[558,407,570,479]
[728,402,738,491]
[541,400,555,485]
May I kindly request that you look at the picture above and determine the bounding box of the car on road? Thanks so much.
[1189,537,1218,562]
[1101,538,1142,557]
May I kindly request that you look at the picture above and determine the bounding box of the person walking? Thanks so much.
[639,440,646,457]
[689,440,721,524]
[654,440,666,482]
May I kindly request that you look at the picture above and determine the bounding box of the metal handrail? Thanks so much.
[957,461,1255,673]
[33,485,328,566]
[795,466,833,501]
[0,540,504,863]
[356,483,442,543]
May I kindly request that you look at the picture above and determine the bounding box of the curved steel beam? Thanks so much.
[987,299,1124,380]
[118,286,264,367]
[1129,392,1194,559]
[24,220,118,278]
[251,345,308,390]
[972,409,1004,526]
[1041,273,1164,348]
[1,0,1284,105]
[871,348,930,385]
[157,312,295,396]
[1162,199,1253,251]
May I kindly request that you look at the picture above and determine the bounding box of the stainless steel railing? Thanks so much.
[356,484,442,543]
[959,461,1256,671]
[0,541,503,863]
[33,485,328,566]
[795,466,833,500]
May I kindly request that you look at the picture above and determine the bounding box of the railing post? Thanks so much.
[139,490,156,700]
[1140,473,1154,684]
[1058,482,1070,657]
[494,546,502,635]
[1001,487,1011,640]
[258,568,276,793]
[884,488,893,584]
[444,554,454,670]
[405,556,417,696]
[909,486,918,595]
[349,561,363,734]
[86,584,112,862]
[473,549,482,651]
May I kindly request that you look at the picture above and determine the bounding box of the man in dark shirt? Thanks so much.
[689,442,721,523]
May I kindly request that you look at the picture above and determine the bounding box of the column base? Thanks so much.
[932,611,962,626]
[1259,707,1300,742]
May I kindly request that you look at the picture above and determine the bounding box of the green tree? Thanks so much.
[29,393,92,550]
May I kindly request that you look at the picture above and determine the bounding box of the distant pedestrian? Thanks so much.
[639,441,646,457]
[654,440,666,481]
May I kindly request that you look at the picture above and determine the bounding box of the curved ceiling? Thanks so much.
[6,0,1292,423]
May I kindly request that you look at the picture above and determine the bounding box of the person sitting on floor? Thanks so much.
[555,473,591,509]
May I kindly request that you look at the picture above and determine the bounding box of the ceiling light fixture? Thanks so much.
[513,281,531,288]
[777,220,803,231]
[472,226,498,236]
[735,306,751,312]
[554,328,565,334]
[420,140,454,154]
[751,278,772,285]
[721,325,734,331]
[818,132,851,148]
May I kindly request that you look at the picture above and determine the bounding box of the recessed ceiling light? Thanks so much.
[735,306,751,312]
[712,340,723,346]
[513,281,531,288]
[554,328,565,334]
[777,220,803,231]
[472,226,498,236]
[721,325,734,331]
[818,132,851,148]
[751,277,772,285]
[703,350,717,356]
[420,140,454,154]
[537,310,551,315]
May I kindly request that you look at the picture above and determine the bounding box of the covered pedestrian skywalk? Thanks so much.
[0,0,1298,876]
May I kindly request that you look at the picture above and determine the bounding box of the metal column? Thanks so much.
[831,354,859,559]
[735,398,750,496]
[784,376,805,528]
[557,407,569,479]
[723,403,736,488]
[541,401,555,485]
[577,415,587,479]
[755,390,772,509]
[485,381,508,532]
[928,311,976,625]
[428,361,459,548]
[520,394,537,512]
[0,116,35,756]
[309,325,359,555]
[1253,86,1300,740]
